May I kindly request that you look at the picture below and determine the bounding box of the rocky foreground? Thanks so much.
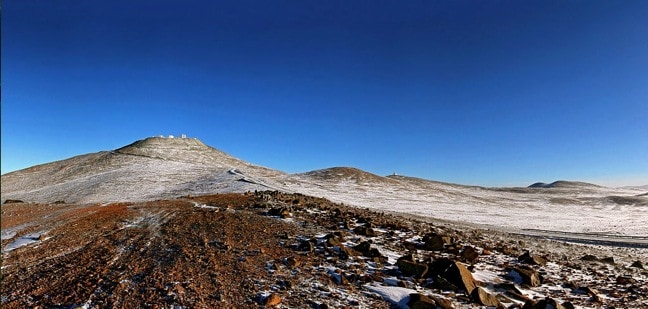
[1,192,647,308]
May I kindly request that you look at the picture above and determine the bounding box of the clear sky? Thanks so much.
[2,1,647,187]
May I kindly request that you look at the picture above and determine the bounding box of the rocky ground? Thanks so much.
[2,192,647,308]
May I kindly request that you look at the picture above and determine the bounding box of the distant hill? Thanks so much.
[528,180,602,189]
[298,167,399,185]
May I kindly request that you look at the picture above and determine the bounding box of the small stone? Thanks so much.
[264,293,281,306]
[285,256,300,268]
[460,246,480,264]
[297,240,314,252]
[616,275,636,285]
[630,260,644,269]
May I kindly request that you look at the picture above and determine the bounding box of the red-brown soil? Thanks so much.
[2,193,647,308]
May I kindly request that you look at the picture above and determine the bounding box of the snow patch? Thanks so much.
[364,284,417,308]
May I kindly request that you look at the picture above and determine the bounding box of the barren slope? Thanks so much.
[0,137,284,204]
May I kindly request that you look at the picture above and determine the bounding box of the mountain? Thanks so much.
[0,137,284,203]
[2,137,647,237]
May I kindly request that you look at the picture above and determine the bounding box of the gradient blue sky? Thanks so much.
[2,1,647,187]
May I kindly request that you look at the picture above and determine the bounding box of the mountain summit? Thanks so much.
[115,136,246,166]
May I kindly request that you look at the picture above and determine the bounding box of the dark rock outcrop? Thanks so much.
[429,258,476,294]
[471,287,502,307]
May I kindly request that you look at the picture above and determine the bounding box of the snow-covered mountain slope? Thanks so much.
[2,137,647,236]
[0,137,284,203]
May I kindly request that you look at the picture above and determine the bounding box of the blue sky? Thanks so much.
[2,1,647,187]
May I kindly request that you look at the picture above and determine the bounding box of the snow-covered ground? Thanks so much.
[280,171,648,237]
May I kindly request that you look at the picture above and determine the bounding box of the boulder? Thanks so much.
[616,275,636,285]
[396,259,429,278]
[324,234,343,247]
[430,295,454,309]
[579,286,602,302]
[353,241,383,258]
[580,254,598,262]
[429,258,476,294]
[518,251,547,266]
[408,293,437,309]
[422,233,452,251]
[268,207,291,218]
[353,225,377,237]
[510,266,543,287]
[600,256,615,264]
[470,287,502,307]
[522,297,565,309]
[630,260,644,269]
[338,245,360,260]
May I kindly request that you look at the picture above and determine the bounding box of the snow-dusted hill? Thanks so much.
[282,170,648,236]
[2,137,647,236]
[0,137,284,203]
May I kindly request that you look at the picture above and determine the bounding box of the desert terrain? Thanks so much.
[2,137,647,308]
[2,192,646,308]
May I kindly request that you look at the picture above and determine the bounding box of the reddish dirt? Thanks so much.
[1,194,388,308]
[2,192,646,308]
